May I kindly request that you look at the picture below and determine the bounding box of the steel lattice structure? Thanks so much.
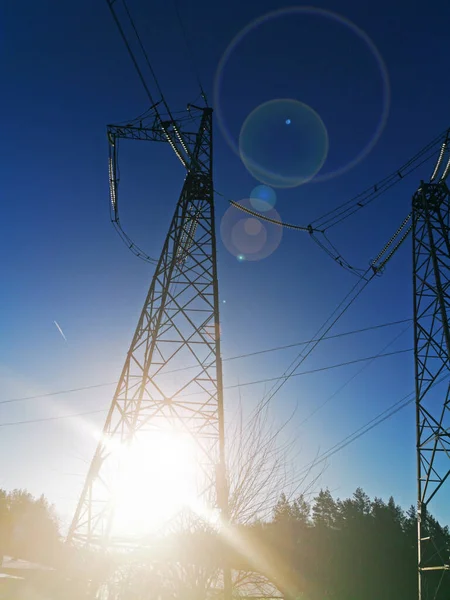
[413,172,450,599]
[68,107,229,569]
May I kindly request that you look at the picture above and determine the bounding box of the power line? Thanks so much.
[253,213,412,419]
[294,392,416,483]
[105,0,157,106]
[312,143,441,230]
[0,348,412,426]
[254,268,376,418]
[0,410,105,428]
[211,348,412,394]
[0,345,430,500]
[120,0,168,110]
[172,0,208,104]
[288,375,443,498]
[223,127,448,235]
[106,0,198,264]
[223,318,411,363]
[0,319,410,407]
[219,129,447,275]
[286,397,415,498]
[0,382,118,407]
[163,317,411,376]
[297,322,413,428]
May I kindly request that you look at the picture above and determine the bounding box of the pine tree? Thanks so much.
[312,489,337,528]
[291,494,311,526]
[272,493,293,523]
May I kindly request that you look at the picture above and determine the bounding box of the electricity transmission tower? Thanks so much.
[68,105,230,590]
[413,142,450,600]
[67,2,231,598]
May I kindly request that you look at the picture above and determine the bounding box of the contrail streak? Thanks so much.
[54,320,67,342]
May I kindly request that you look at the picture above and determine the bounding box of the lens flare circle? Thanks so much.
[221,199,283,261]
[231,219,267,254]
[250,185,277,212]
[213,6,390,183]
[244,217,263,236]
[239,99,328,188]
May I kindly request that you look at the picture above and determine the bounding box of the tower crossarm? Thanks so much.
[107,119,199,169]
[107,109,208,225]
[108,123,198,146]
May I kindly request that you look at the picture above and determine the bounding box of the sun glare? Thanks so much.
[111,431,199,536]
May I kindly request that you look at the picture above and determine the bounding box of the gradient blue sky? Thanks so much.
[2,0,450,530]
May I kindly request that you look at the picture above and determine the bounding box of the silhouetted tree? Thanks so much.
[259,488,450,600]
[312,488,337,528]
[291,494,311,526]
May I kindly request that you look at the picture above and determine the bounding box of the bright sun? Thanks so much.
[110,431,199,537]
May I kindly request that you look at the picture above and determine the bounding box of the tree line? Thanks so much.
[1,486,450,599]
[234,487,450,600]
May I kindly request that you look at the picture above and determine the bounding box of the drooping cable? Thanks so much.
[105,0,157,107]
[106,106,205,264]
[0,219,410,434]
[290,371,448,483]
[120,0,166,105]
[311,133,445,230]
[108,135,159,263]
[250,212,413,418]
[214,129,450,278]
[290,392,415,484]
[252,269,376,419]
[223,318,411,363]
[105,0,169,263]
[0,319,410,407]
[112,220,158,264]
[220,127,449,274]
[0,410,106,428]
[172,0,208,105]
[224,128,448,234]
[0,350,432,485]
[110,0,192,160]
[222,195,310,232]
[0,349,411,419]
[175,348,412,398]
[297,321,412,428]
[105,0,205,262]
[309,230,366,277]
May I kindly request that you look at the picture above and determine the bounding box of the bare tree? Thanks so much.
[227,394,322,525]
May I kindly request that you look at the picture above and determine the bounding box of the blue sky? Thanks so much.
[2,0,450,529]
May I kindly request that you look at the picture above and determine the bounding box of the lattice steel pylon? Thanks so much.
[413,143,450,600]
[67,105,231,597]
